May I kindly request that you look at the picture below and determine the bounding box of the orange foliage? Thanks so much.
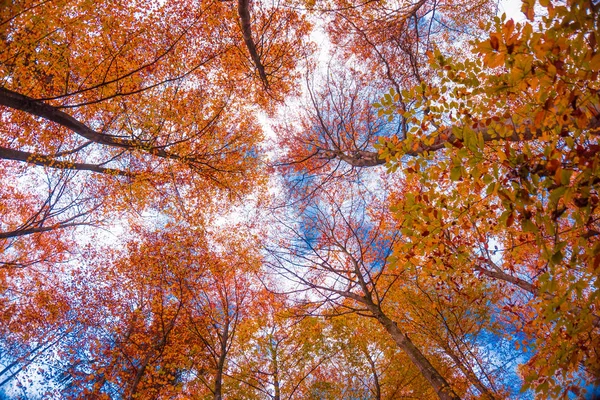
[3,0,599,398]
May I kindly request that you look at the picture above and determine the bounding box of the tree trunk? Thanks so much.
[214,365,224,400]
[214,320,230,400]
[440,342,496,399]
[237,0,269,88]
[363,350,381,400]
[270,341,281,400]
[128,355,150,400]
[367,304,460,400]
[0,145,132,176]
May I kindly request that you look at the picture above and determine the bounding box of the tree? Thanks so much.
[1,1,307,393]
[267,177,477,399]
[328,312,435,399]
[273,0,599,395]
[368,0,600,396]
[0,222,266,398]
[181,233,261,400]
[230,290,342,400]
[4,0,599,397]
[272,52,508,398]
[311,0,496,161]
[0,0,311,270]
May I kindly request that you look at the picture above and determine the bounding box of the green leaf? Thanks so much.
[549,186,567,204]
[522,219,538,233]
[560,169,572,185]
[450,166,462,181]
[551,250,563,265]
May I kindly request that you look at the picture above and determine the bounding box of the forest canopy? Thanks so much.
[0,0,599,398]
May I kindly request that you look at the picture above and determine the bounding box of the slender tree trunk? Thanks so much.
[127,310,180,400]
[0,223,88,239]
[270,341,281,400]
[366,303,460,400]
[214,365,224,400]
[314,107,600,167]
[237,0,269,88]
[363,350,381,400]
[440,343,496,399]
[214,321,230,400]
[475,265,536,294]
[0,145,132,176]
[128,355,150,400]
[347,253,459,400]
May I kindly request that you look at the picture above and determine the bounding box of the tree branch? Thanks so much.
[0,87,233,174]
[238,0,269,88]
[0,145,133,176]
[321,108,600,168]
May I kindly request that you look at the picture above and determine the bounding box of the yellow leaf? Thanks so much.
[554,167,562,185]
[534,110,545,127]
[486,53,505,68]
[590,53,600,71]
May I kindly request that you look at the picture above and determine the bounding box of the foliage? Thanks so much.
[374,0,600,396]
[1,0,599,398]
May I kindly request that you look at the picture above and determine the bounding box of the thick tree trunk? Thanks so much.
[0,87,190,163]
[0,87,124,146]
[366,304,460,400]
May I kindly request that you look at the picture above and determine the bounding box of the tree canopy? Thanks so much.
[1,0,599,398]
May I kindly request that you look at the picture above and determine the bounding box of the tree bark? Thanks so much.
[474,265,536,295]
[237,0,269,88]
[0,87,200,164]
[365,303,461,400]
[128,358,149,400]
[0,223,87,239]
[318,109,600,168]
[0,145,132,176]
[270,340,281,400]
[214,321,230,400]
[363,350,381,400]
[0,87,128,146]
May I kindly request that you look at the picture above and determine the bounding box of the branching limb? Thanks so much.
[238,0,269,88]
[0,145,133,176]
